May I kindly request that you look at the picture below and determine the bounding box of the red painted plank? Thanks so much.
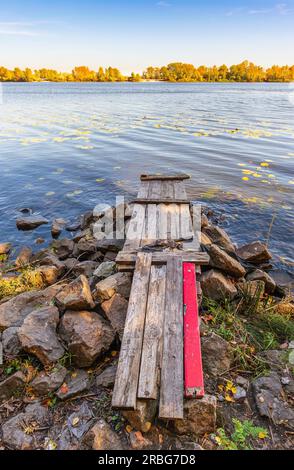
[183,262,204,398]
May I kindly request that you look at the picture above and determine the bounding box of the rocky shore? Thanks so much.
[0,204,293,450]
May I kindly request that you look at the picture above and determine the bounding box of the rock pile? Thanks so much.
[0,204,292,450]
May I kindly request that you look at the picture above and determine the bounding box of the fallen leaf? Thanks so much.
[60,383,69,394]
[72,417,80,426]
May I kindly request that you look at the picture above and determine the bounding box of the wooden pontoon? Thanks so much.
[112,174,209,420]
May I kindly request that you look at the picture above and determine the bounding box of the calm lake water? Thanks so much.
[0,82,293,275]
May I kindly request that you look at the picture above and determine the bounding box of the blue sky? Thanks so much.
[0,0,293,73]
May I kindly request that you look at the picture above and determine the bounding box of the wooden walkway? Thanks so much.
[112,174,209,420]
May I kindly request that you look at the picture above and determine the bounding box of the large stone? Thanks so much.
[122,400,157,433]
[200,232,212,247]
[94,272,132,302]
[246,269,276,294]
[2,326,22,356]
[201,332,232,376]
[16,215,48,231]
[18,306,64,366]
[174,395,217,436]
[83,419,123,450]
[54,275,95,311]
[236,241,272,265]
[207,244,245,278]
[0,371,26,400]
[74,238,98,256]
[51,238,74,260]
[59,310,115,367]
[101,293,128,340]
[200,269,237,301]
[56,369,91,400]
[72,261,98,278]
[32,251,66,276]
[35,265,59,285]
[0,284,62,331]
[252,372,294,428]
[96,238,124,253]
[30,365,67,396]
[0,242,11,255]
[203,225,235,253]
[2,403,49,450]
[93,261,116,279]
[15,246,32,267]
[96,364,117,388]
[51,218,67,239]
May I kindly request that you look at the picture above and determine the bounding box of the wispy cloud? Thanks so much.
[156,1,171,7]
[0,20,61,36]
[227,3,294,17]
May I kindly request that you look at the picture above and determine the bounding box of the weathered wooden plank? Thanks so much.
[174,181,187,199]
[169,204,180,240]
[183,263,204,398]
[123,204,146,252]
[148,180,162,199]
[141,204,157,247]
[112,253,152,410]
[138,265,166,400]
[131,198,190,205]
[161,181,175,199]
[141,174,190,181]
[181,204,201,251]
[116,251,210,265]
[159,256,184,420]
[137,181,149,198]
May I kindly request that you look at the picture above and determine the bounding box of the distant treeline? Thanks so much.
[0,61,293,82]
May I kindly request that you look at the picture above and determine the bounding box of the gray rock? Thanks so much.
[0,284,62,331]
[252,372,294,428]
[30,365,67,396]
[96,364,117,388]
[2,403,49,450]
[101,293,128,340]
[96,238,124,253]
[56,369,91,400]
[94,272,132,302]
[66,402,93,439]
[103,251,117,262]
[236,375,250,389]
[72,261,97,278]
[207,244,246,278]
[32,251,66,276]
[51,238,74,260]
[51,219,66,239]
[236,241,272,265]
[200,269,237,301]
[174,395,217,436]
[2,327,22,356]
[246,269,276,294]
[0,371,26,400]
[83,419,123,450]
[203,225,235,253]
[74,238,98,256]
[16,215,48,231]
[0,242,11,255]
[18,306,65,366]
[15,246,32,267]
[201,332,232,376]
[54,275,95,312]
[93,261,116,279]
[201,213,209,228]
[59,310,115,367]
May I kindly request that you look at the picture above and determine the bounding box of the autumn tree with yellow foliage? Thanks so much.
[0,61,293,82]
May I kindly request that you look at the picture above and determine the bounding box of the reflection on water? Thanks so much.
[0,82,293,271]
